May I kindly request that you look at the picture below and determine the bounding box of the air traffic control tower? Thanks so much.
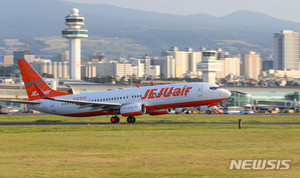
[62,8,88,80]
[197,50,221,84]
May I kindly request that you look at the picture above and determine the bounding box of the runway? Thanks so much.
[0,122,300,126]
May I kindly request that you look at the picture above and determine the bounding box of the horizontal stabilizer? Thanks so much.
[33,83,121,109]
[0,99,40,105]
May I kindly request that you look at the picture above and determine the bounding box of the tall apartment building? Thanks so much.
[274,30,300,70]
[81,64,96,78]
[161,47,202,78]
[160,54,175,78]
[32,61,69,79]
[136,60,145,78]
[145,65,160,78]
[216,57,240,78]
[59,50,70,62]
[134,58,161,78]
[113,63,134,80]
[241,52,262,80]
[92,58,161,80]
[93,61,133,80]
[94,62,115,77]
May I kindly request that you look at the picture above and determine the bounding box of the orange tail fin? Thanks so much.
[17,58,71,100]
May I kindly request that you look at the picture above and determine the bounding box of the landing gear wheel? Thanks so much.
[127,116,132,123]
[115,116,120,123]
[127,116,136,124]
[206,110,212,114]
[111,116,120,124]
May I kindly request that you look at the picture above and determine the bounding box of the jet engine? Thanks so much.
[120,103,146,117]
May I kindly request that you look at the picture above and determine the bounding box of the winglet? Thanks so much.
[135,83,140,88]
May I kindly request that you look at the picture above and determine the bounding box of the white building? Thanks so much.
[160,55,175,78]
[145,65,160,78]
[161,47,202,78]
[32,61,69,79]
[135,60,145,78]
[274,30,300,70]
[216,57,240,78]
[132,59,161,79]
[113,63,134,80]
[262,69,300,78]
[81,64,96,78]
[95,62,114,77]
[241,52,262,80]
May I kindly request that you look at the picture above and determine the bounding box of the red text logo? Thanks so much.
[141,86,192,100]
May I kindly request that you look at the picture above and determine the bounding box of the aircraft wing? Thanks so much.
[47,97,122,109]
[32,83,121,109]
[0,100,40,105]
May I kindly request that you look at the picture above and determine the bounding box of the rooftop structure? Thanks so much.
[273,30,300,70]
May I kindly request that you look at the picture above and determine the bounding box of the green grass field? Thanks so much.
[0,114,300,123]
[0,115,299,177]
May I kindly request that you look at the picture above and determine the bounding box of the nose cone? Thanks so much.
[221,89,231,98]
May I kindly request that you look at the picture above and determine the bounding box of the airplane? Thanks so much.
[3,58,231,124]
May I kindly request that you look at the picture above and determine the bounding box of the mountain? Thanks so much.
[1,0,300,58]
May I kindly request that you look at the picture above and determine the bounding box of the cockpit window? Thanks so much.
[209,86,220,90]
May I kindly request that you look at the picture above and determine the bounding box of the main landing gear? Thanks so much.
[110,116,136,124]
[127,116,136,124]
[111,116,120,124]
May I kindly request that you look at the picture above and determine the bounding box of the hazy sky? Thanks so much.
[65,0,300,22]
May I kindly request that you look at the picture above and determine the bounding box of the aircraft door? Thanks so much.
[50,101,56,113]
[197,85,203,97]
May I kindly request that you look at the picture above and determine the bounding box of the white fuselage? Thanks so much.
[28,82,230,117]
